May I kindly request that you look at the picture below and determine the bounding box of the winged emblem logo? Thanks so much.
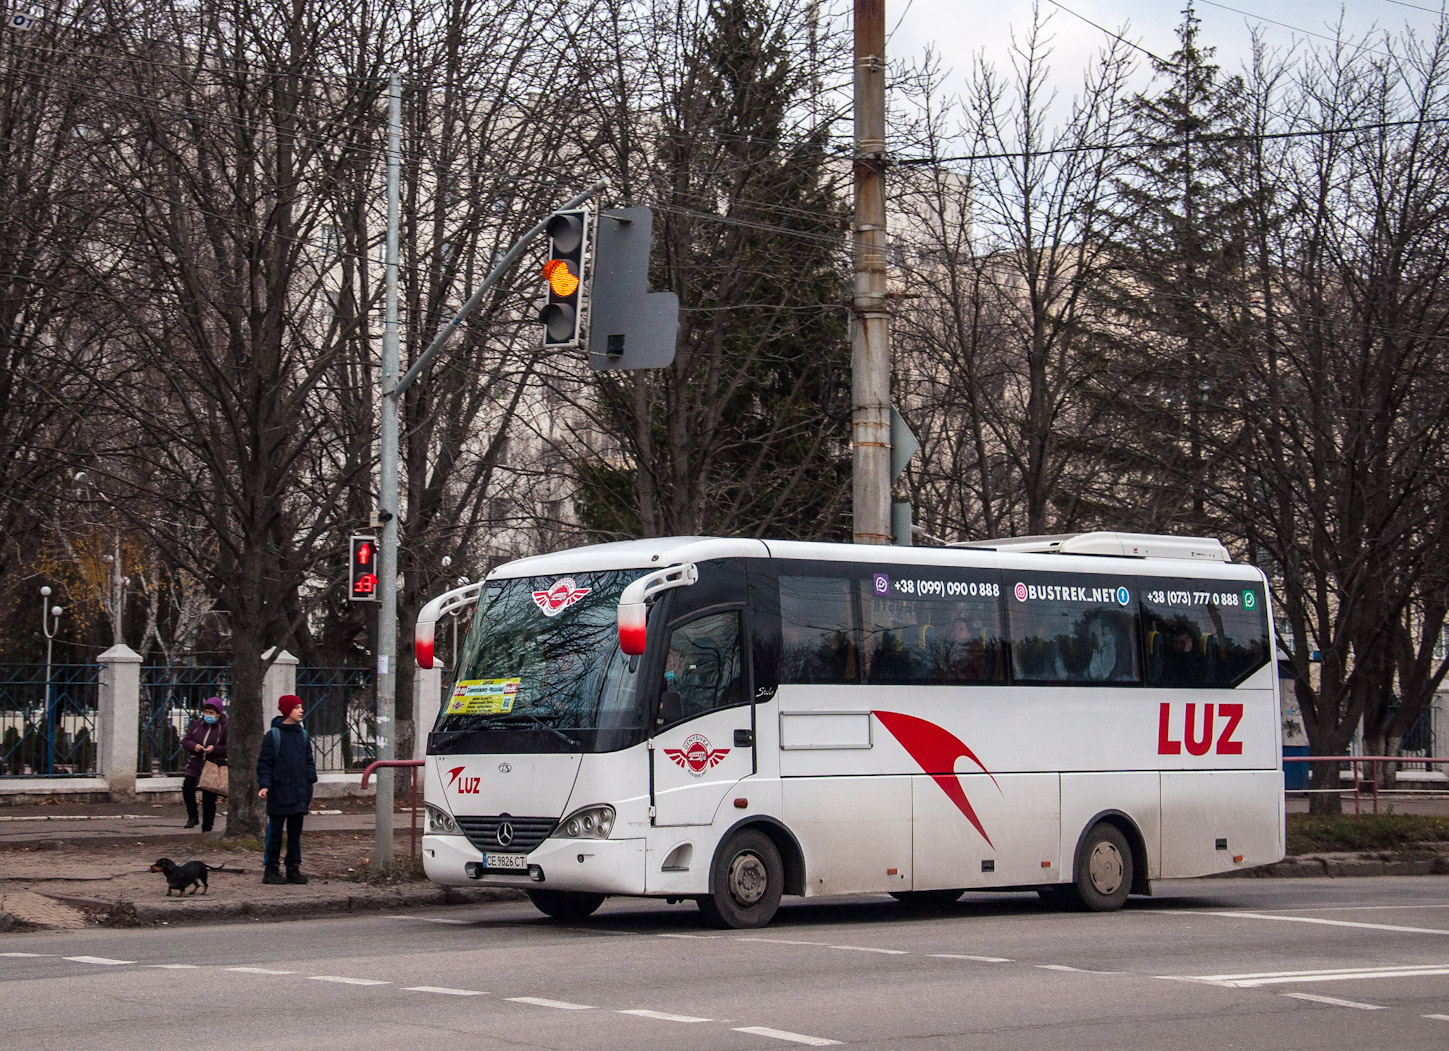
[532,577,591,617]
[664,734,730,777]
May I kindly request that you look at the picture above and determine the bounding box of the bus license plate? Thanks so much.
[484,853,528,870]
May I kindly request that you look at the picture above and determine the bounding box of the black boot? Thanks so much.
[183,817,199,829]
[286,866,308,885]
[263,865,286,885]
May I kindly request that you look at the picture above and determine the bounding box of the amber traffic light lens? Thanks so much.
[543,259,580,297]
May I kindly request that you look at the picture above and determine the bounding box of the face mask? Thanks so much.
[203,713,218,724]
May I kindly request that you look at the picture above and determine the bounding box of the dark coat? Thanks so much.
[255,716,317,816]
[181,714,228,780]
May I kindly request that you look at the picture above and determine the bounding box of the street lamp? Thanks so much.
[40,587,64,775]
[73,471,124,646]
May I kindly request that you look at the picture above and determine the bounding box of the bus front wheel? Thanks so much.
[698,829,783,929]
[1072,823,1133,912]
[528,889,606,921]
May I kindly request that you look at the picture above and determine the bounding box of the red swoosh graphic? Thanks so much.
[873,710,999,848]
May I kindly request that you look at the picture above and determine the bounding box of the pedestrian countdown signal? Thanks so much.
[349,536,379,602]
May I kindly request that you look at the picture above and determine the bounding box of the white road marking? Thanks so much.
[1,952,52,957]
[1161,963,1449,988]
[148,964,199,969]
[618,1009,713,1023]
[308,975,390,986]
[404,986,485,996]
[657,933,721,940]
[1280,992,1387,1010]
[738,936,907,955]
[1037,964,1090,972]
[507,996,594,1010]
[733,1025,841,1046]
[930,954,1012,963]
[227,967,295,975]
[1199,910,1449,936]
[1424,1014,1449,1021]
[389,916,470,925]
[64,956,132,965]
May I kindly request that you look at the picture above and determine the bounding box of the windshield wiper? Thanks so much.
[493,713,579,748]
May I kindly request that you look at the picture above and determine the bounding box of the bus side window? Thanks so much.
[664,612,744,721]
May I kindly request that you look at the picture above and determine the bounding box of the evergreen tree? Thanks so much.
[573,0,850,540]
[1096,3,1256,531]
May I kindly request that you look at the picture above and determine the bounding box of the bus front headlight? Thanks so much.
[552,805,615,840]
[425,803,460,835]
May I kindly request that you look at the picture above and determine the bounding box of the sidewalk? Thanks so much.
[0,800,521,932]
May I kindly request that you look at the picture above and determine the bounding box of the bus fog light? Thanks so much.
[553,804,616,840]
[528,864,544,881]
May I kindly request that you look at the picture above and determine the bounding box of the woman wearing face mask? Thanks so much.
[180,697,228,832]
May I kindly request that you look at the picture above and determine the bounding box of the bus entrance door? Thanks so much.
[650,609,752,826]
[651,710,753,826]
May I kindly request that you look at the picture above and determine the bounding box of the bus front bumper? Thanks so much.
[422,833,648,895]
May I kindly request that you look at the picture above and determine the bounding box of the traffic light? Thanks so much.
[349,536,379,602]
[588,207,679,370]
[539,208,590,347]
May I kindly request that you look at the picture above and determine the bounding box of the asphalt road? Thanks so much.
[3,877,1448,1050]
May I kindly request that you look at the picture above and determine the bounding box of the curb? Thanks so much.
[32,884,527,929]
[1227,850,1449,879]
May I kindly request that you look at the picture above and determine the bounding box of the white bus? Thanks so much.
[415,532,1283,928]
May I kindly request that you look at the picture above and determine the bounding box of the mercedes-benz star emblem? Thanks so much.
[496,821,515,847]
[498,762,512,774]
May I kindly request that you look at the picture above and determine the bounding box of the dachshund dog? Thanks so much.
[149,857,219,896]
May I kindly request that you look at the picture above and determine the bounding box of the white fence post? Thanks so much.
[261,648,298,712]
[414,665,443,761]
[98,644,141,799]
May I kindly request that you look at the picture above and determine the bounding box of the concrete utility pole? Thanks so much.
[375,75,402,869]
[852,0,891,544]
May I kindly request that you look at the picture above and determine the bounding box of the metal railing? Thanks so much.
[1283,755,1449,815]
[360,759,425,861]
[0,664,100,776]
[298,666,375,773]
[139,664,230,775]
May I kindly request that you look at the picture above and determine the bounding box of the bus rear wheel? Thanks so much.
[697,829,783,929]
[1072,823,1132,912]
[528,889,606,921]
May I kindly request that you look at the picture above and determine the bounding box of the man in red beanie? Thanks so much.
[256,693,317,884]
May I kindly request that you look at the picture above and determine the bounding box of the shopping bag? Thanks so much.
[199,759,229,797]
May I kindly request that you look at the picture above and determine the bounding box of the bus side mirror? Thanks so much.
[657,690,682,727]
[617,563,699,655]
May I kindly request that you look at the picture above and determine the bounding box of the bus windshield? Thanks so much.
[435,569,647,749]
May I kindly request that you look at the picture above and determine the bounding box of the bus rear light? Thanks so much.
[1234,855,1243,863]
[1041,860,1052,868]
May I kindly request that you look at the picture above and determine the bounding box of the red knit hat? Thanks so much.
[278,694,303,716]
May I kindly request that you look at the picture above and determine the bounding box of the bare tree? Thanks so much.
[893,8,1136,540]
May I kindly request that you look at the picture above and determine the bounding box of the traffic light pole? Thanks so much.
[852,0,891,545]
[375,158,608,866]
[375,75,402,869]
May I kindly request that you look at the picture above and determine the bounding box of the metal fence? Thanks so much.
[0,664,101,777]
[139,664,230,776]
[297,665,375,772]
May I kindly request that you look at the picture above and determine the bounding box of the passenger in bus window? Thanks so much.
[1161,621,1210,687]
[943,617,989,681]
